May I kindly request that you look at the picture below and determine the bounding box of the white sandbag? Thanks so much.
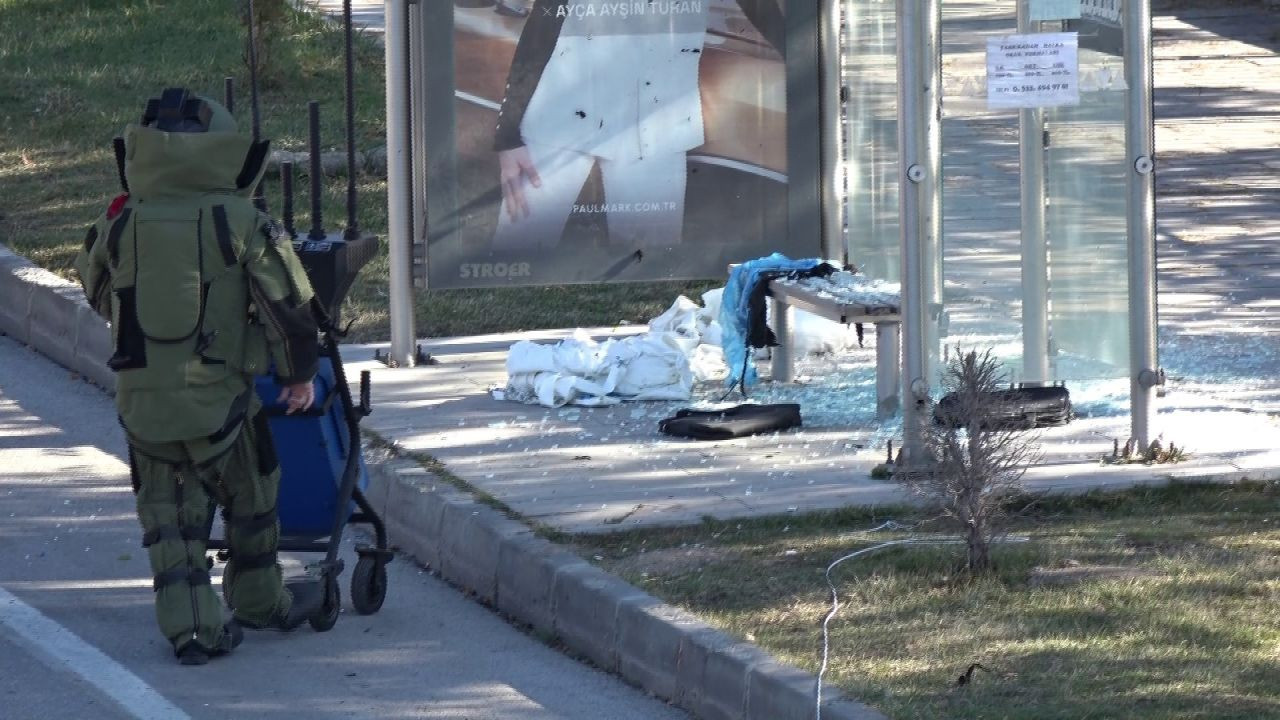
[506,328,610,376]
[700,287,724,319]
[648,295,701,335]
[501,329,693,407]
[702,320,723,348]
[505,368,623,408]
[688,343,728,382]
[608,332,693,401]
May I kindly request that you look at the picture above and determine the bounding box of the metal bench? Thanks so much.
[766,274,902,418]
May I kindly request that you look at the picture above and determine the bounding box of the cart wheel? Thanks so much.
[351,556,387,615]
[309,574,341,632]
[220,561,236,610]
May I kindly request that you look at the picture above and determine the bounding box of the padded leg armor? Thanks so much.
[129,410,291,659]
[219,413,294,628]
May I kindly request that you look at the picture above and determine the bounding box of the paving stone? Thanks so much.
[696,640,772,720]
[615,596,701,699]
[674,624,738,714]
[73,304,114,391]
[0,270,33,343]
[370,462,447,570]
[496,534,582,636]
[439,498,525,604]
[746,660,820,720]
[28,282,82,371]
[551,563,648,673]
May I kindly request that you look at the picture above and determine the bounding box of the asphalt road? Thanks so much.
[0,334,686,720]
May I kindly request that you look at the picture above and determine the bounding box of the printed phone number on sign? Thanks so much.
[996,83,1073,94]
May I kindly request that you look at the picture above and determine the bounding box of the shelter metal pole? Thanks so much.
[819,0,844,263]
[896,0,939,460]
[410,0,429,288]
[1018,1,1050,385]
[921,0,942,388]
[385,0,416,367]
[1125,0,1158,446]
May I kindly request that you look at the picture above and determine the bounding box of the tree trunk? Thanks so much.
[967,522,990,572]
[244,0,288,84]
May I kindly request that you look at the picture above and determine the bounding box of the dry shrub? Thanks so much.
[896,349,1039,572]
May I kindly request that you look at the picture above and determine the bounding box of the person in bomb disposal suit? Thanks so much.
[491,0,784,251]
[75,89,326,665]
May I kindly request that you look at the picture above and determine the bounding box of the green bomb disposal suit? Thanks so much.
[75,94,319,661]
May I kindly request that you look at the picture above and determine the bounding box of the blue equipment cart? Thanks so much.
[258,356,368,539]
[209,233,390,631]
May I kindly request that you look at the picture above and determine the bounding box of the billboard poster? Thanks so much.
[430,0,799,288]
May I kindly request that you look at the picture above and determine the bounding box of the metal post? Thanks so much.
[246,0,267,213]
[1018,1,1050,385]
[307,102,326,241]
[246,0,262,143]
[819,0,844,263]
[223,77,235,115]
[896,0,942,458]
[409,0,429,287]
[1125,0,1158,446]
[921,0,943,388]
[772,298,794,383]
[386,0,416,366]
[281,161,296,238]
[342,0,361,239]
[876,322,902,419]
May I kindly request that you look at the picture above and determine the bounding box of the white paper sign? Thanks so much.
[987,32,1080,109]
[1030,0,1081,21]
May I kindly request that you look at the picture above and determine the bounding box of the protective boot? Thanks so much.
[176,620,244,666]
[238,580,325,631]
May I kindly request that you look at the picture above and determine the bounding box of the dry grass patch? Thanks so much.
[572,482,1280,719]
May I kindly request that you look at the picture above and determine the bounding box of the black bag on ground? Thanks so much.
[659,403,802,440]
[933,386,1071,430]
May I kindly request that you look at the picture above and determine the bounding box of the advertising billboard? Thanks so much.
[429,0,801,288]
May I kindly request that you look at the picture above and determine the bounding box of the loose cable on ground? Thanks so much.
[815,523,1026,720]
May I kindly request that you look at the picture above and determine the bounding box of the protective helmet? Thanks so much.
[140,88,236,133]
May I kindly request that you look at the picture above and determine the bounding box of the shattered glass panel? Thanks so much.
[842,0,900,282]
[1044,15,1131,379]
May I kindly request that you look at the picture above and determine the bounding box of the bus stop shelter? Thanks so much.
[380,0,1160,455]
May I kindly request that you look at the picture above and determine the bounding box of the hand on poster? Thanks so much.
[498,145,542,221]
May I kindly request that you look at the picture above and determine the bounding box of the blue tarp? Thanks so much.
[719,253,825,388]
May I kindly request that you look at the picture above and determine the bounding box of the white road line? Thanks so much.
[0,584,191,720]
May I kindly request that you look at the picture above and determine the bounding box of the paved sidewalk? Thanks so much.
[347,329,1280,534]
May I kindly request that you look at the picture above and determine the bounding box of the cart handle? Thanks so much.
[359,370,372,417]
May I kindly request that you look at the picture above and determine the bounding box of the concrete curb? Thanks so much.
[0,244,115,392]
[365,458,887,720]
